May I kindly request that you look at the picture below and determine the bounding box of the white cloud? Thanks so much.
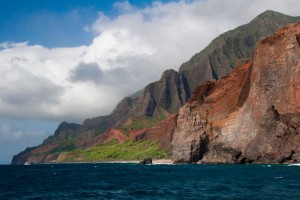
[113,0,136,13]
[0,0,300,125]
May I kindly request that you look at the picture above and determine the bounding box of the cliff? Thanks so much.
[172,23,300,164]
[11,122,81,164]
[179,10,300,92]
[131,10,300,119]
[80,10,300,127]
[12,11,300,164]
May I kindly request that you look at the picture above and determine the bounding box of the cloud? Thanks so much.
[1,0,300,125]
[113,0,135,13]
[0,66,64,105]
[70,62,104,84]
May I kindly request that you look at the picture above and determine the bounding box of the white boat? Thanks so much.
[24,162,31,165]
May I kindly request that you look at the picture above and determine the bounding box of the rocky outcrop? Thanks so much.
[172,23,300,164]
[172,60,252,163]
[130,70,190,117]
[44,121,81,144]
[140,158,152,164]
[54,121,80,135]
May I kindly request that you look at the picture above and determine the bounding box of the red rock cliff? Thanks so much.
[172,23,300,163]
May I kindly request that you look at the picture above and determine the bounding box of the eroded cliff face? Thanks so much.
[130,70,190,117]
[172,23,300,164]
[172,60,252,163]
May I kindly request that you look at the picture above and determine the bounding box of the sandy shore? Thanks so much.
[152,159,173,164]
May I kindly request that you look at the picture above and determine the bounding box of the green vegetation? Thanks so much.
[96,127,107,136]
[124,117,159,130]
[123,114,166,131]
[47,142,77,154]
[58,139,170,162]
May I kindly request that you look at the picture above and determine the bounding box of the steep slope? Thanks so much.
[130,69,190,117]
[11,11,300,164]
[11,122,80,164]
[128,10,300,119]
[85,10,300,126]
[179,10,300,93]
[172,23,300,164]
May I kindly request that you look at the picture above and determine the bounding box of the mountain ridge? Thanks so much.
[11,10,300,164]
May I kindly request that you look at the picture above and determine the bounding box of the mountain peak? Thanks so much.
[54,121,80,136]
[259,10,283,16]
[252,10,294,22]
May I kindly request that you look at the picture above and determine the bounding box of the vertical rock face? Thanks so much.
[172,23,300,163]
[172,60,252,163]
[130,69,190,117]
[239,23,300,162]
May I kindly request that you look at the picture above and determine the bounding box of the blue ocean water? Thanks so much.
[0,163,300,199]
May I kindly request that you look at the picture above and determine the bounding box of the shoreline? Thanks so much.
[39,159,174,165]
[10,161,300,165]
[98,159,173,164]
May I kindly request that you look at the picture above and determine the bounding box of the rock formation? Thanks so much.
[172,23,300,164]
[140,158,153,164]
[131,10,300,118]
[77,10,300,129]
[11,11,300,164]
[11,122,80,164]
[130,70,190,117]
[78,10,300,128]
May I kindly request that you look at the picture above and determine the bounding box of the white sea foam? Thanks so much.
[287,163,300,166]
[152,163,175,165]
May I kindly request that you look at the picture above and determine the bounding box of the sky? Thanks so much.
[1,0,300,164]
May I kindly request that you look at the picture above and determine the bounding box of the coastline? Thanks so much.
[21,159,300,165]
[98,159,173,164]
[39,159,174,165]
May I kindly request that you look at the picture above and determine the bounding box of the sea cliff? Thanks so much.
[172,23,300,163]
[12,12,300,164]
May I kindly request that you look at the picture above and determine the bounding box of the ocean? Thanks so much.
[0,163,300,199]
